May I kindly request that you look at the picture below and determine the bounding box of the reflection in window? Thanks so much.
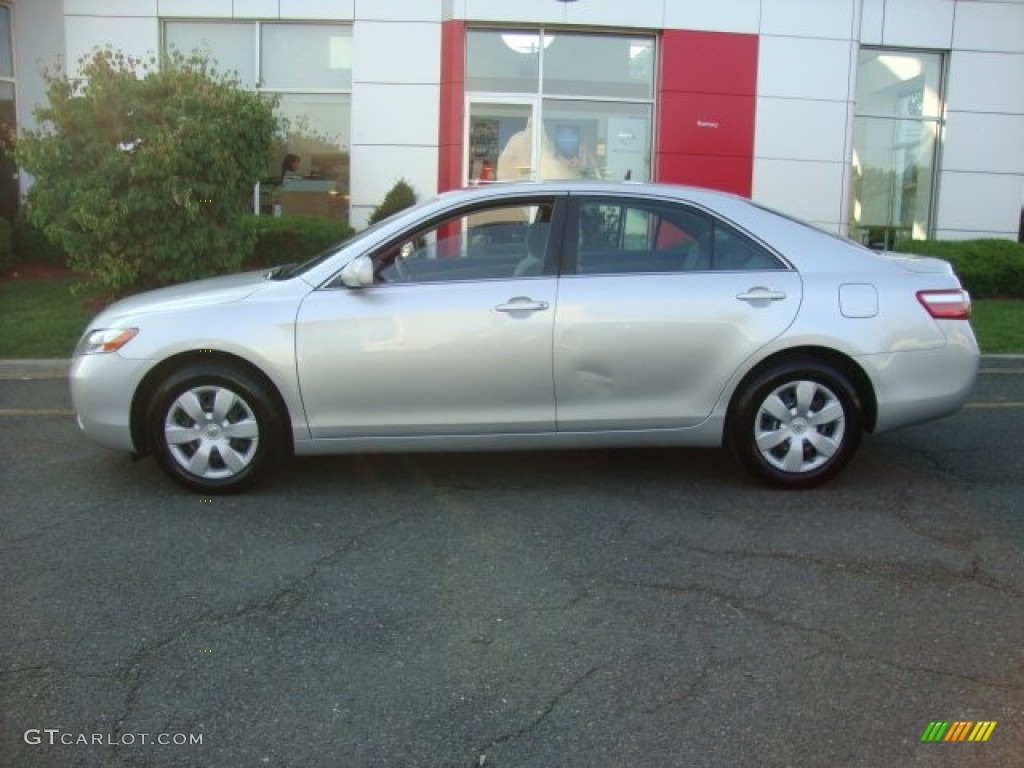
[164,21,352,222]
[164,22,256,87]
[851,49,944,248]
[375,202,554,284]
[465,29,655,185]
[574,200,781,275]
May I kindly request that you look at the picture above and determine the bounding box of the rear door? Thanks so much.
[553,194,802,430]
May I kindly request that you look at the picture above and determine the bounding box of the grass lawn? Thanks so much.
[970,299,1024,354]
[0,276,1021,358]
[0,277,98,358]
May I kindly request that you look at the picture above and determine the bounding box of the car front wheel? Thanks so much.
[147,363,283,493]
[729,360,863,489]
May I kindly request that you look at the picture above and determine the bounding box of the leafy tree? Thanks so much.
[13,48,278,296]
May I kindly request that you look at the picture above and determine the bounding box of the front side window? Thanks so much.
[851,49,944,248]
[374,200,555,284]
[574,199,783,275]
[164,21,352,222]
[465,29,655,185]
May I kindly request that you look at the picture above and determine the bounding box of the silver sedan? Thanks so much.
[70,182,979,492]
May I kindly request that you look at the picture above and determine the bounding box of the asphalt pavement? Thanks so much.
[1,359,1022,768]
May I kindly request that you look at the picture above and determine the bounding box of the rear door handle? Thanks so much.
[496,297,550,313]
[736,287,787,302]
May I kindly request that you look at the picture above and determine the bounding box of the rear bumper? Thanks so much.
[859,323,980,433]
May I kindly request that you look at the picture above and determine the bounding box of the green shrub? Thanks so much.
[244,215,356,269]
[12,208,68,268]
[0,217,13,273]
[367,179,417,225]
[13,48,278,297]
[893,238,1024,299]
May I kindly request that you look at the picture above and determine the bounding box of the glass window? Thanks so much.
[166,21,352,222]
[851,49,944,247]
[466,30,539,94]
[856,50,943,118]
[0,6,12,78]
[575,200,713,274]
[261,24,352,90]
[574,199,781,275]
[543,34,654,100]
[465,29,656,186]
[265,94,351,219]
[541,100,651,181]
[374,201,554,283]
[165,22,256,87]
[712,223,783,271]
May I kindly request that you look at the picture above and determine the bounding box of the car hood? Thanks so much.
[89,270,271,325]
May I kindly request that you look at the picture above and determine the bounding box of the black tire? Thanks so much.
[146,363,283,493]
[728,359,863,489]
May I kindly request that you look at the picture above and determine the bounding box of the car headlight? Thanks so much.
[74,328,139,356]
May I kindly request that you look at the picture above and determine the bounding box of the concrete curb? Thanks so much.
[1,355,1022,381]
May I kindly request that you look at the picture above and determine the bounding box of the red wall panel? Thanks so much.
[438,20,466,192]
[657,30,758,197]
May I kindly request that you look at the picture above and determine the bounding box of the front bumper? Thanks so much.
[70,353,153,453]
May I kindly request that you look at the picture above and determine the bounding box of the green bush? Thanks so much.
[367,179,417,225]
[0,217,13,273]
[13,48,278,297]
[893,238,1024,299]
[244,215,356,269]
[12,208,68,268]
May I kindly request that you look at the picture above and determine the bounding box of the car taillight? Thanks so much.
[916,289,971,319]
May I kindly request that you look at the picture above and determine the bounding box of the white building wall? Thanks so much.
[43,0,1024,240]
[937,1,1024,239]
[349,5,442,227]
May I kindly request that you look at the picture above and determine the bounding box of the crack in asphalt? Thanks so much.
[96,510,423,739]
[677,542,1023,598]
[474,665,600,760]
[605,578,1022,694]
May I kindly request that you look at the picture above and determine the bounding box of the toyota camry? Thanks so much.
[70,181,979,492]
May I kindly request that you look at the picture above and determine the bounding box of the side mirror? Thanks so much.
[339,255,374,288]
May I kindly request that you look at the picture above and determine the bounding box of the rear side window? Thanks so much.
[573,197,785,275]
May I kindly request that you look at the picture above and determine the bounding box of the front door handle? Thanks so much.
[736,287,787,303]
[495,297,550,313]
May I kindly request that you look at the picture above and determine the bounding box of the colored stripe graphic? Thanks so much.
[921,721,949,741]
[945,721,972,741]
[969,722,997,742]
[920,720,996,742]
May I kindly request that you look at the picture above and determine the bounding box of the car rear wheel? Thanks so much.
[147,363,283,493]
[729,359,863,489]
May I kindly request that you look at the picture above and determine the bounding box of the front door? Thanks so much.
[295,196,562,438]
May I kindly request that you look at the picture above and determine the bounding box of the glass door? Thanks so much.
[466,99,537,185]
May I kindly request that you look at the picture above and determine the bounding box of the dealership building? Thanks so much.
[5,0,1023,243]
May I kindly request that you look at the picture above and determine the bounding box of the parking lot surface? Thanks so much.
[1,365,1022,767]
